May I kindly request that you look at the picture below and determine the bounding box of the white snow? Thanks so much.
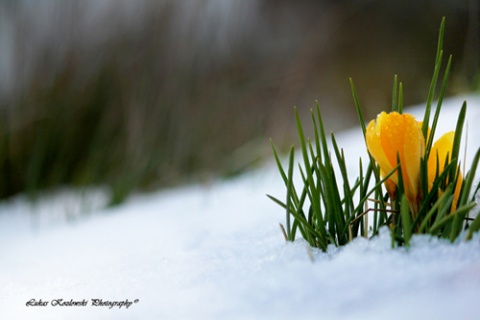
[1,95,480,320]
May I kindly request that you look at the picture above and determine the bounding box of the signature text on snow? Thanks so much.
[26,298,139,309]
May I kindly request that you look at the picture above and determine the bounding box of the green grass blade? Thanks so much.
[392,75,398,112]
[295,107,322,222]
[459,147,480,207]
[315,102,331,169]
[450,101,466,183]
[430,202,476,235]
[398,82,403,114]
[422,50,443,139]
[332,134,354,221]
[422,17,446,139]
[314,102,348,244]
[311,108,322,163]
[350,77,387,211]
[414,161,457,230]
[435,17,446,66]
[285,146,295,240]
[270,140,301,208]
[350,78,367,137]
[267,194,287,210]
[449,146,480,240]
[418,184,453,233]
[426,55,452,155]
[433,193,454,236]
[317,163,344,245]
[400,194,411,246]
[354,164,399,218]
[466,212,480,240]
[270,140,291,189]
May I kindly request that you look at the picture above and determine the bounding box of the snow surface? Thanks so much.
[1,95,480,320]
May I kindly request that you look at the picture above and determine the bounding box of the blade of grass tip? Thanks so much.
[315,102,330,168]
[266,194,287,210]
[311,108,322,163]
[426,55,453,155]
[436,17,446,66]
[392,75,398,112]
[285,146,295,240]
[270,140,301,208]
[423,20,445,135]
[422,18,446,139]
[450,101,467,182]
[270,140,288,186]
[422,50,443,139]
[400,194,411,246]
[350,78,367,137]
[398,82,403,114]
[279,224,288,241]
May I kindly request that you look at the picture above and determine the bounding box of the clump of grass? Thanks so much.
[269,18,480,251]
[0,5,275,206]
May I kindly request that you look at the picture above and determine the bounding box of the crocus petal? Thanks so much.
[427,131,454,184]
[366,112,398,185]
[427,131,463,210]
[381,171,397,199]
[401,115,424,202]
[366,111,424,205]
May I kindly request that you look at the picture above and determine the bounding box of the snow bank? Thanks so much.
[1,95,480,320]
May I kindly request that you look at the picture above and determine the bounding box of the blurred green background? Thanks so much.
[0,0,478,205]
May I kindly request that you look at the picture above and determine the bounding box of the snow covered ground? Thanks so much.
[1,95,480,320]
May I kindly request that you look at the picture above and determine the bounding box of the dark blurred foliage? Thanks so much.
[0,0,478,204]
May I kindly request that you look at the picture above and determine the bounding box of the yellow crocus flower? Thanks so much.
[427,131,463,210]
[366,112,425,210]
[366,111,463,214]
